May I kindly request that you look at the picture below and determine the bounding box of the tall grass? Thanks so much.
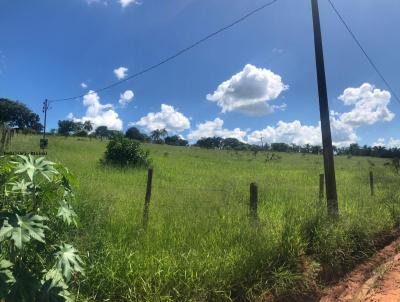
[10,135,400,301]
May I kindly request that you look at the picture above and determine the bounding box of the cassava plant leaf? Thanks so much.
[54,244,84,282]
[57,201,77,226]
[7,179,33,196]
[0,213,48,249]
[13,155,58,182]
[37,269,73,302]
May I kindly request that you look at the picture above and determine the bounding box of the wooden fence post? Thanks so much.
[369,171,374,196]
[249,182,258,222]
[142,167,153,229]
[319,174,324,200]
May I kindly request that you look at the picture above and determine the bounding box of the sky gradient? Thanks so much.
[1,0,399,146]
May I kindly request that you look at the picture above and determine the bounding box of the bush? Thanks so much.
[103,134,150,168]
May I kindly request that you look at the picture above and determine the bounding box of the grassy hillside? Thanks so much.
[9,135,400,301]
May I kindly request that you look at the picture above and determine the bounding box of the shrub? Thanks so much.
[103,134,150,168]
[0,155,84,301]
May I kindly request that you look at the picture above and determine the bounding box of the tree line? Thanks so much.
[2,98,399,159]
[54,119,400,159]
[196,137,400,159]
[55,119,188,146]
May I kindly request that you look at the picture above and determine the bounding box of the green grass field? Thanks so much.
[9,135,400,301]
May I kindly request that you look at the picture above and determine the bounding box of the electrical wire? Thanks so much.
[327,0,400,104]
[49,0,280,103]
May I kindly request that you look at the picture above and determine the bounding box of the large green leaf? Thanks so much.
[0,213,48,249]
[54,244,84,282]
[13,155,58,182]
[6,179,33,196]
[37,269,73,302]
[57,201,77,226]
[0,258,15,298]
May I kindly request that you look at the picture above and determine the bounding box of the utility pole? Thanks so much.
[41,99,49,149]
[42,99,49,140]
[311,0,338,218]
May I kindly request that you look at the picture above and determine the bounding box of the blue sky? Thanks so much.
[0,0,399,146]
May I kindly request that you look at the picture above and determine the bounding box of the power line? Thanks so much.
[49,0,280,103]
[327,0,400,105]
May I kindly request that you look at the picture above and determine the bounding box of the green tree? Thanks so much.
[57,120,76,136]
[165,135,188,146]
[221,138,245,150]
[195,137,223,149]
[83,121,93,133]
[95,126,109,140]
[150,129,168,144]
[125,127,145,141]
[0,98,43,131]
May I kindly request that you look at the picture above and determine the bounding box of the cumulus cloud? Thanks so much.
[119,0,140,7]
[119,90,134,107]
[188,118,247,142]
[338,83,394,126]
[80,82,87,88]
[247,117,357,147]
[248,120,321,146]
[329,117,358,146]
[246,83,393,147]
[71,90,123,131]
[133,104,190,133]
[206,64,288,116]
[114,67,128,80]
[373,138,400,148]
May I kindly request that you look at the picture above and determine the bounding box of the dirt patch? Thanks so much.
[320,236,400,302]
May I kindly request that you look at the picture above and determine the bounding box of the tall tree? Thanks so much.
[83,121,93,132]
[125,127,145,141]
[159,128,168,139]
[95,126,109,140]
[195,137,223,149]
[0,98,43,131]
[165,135,188,146]
[150,129,164,143]
[57,120,76,136]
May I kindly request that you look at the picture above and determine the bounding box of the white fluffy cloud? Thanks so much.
[248,121,321,146]
[80,82,88,88]
[188,118,247,142]
[206,64,288,116]
[338,83,394,126]
[185,116,356,146]
[119,0,140,7]
[70,90,123,131]
[247,117,357,147]
[133,104,190,133]
[119,90,134,107]
[373,138,400,148]
[114,67,128,80]
[246,83,392,147]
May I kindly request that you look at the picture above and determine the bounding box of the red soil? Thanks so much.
[320,237,400,302]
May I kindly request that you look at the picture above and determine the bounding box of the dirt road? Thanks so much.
[320,238,400,302]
